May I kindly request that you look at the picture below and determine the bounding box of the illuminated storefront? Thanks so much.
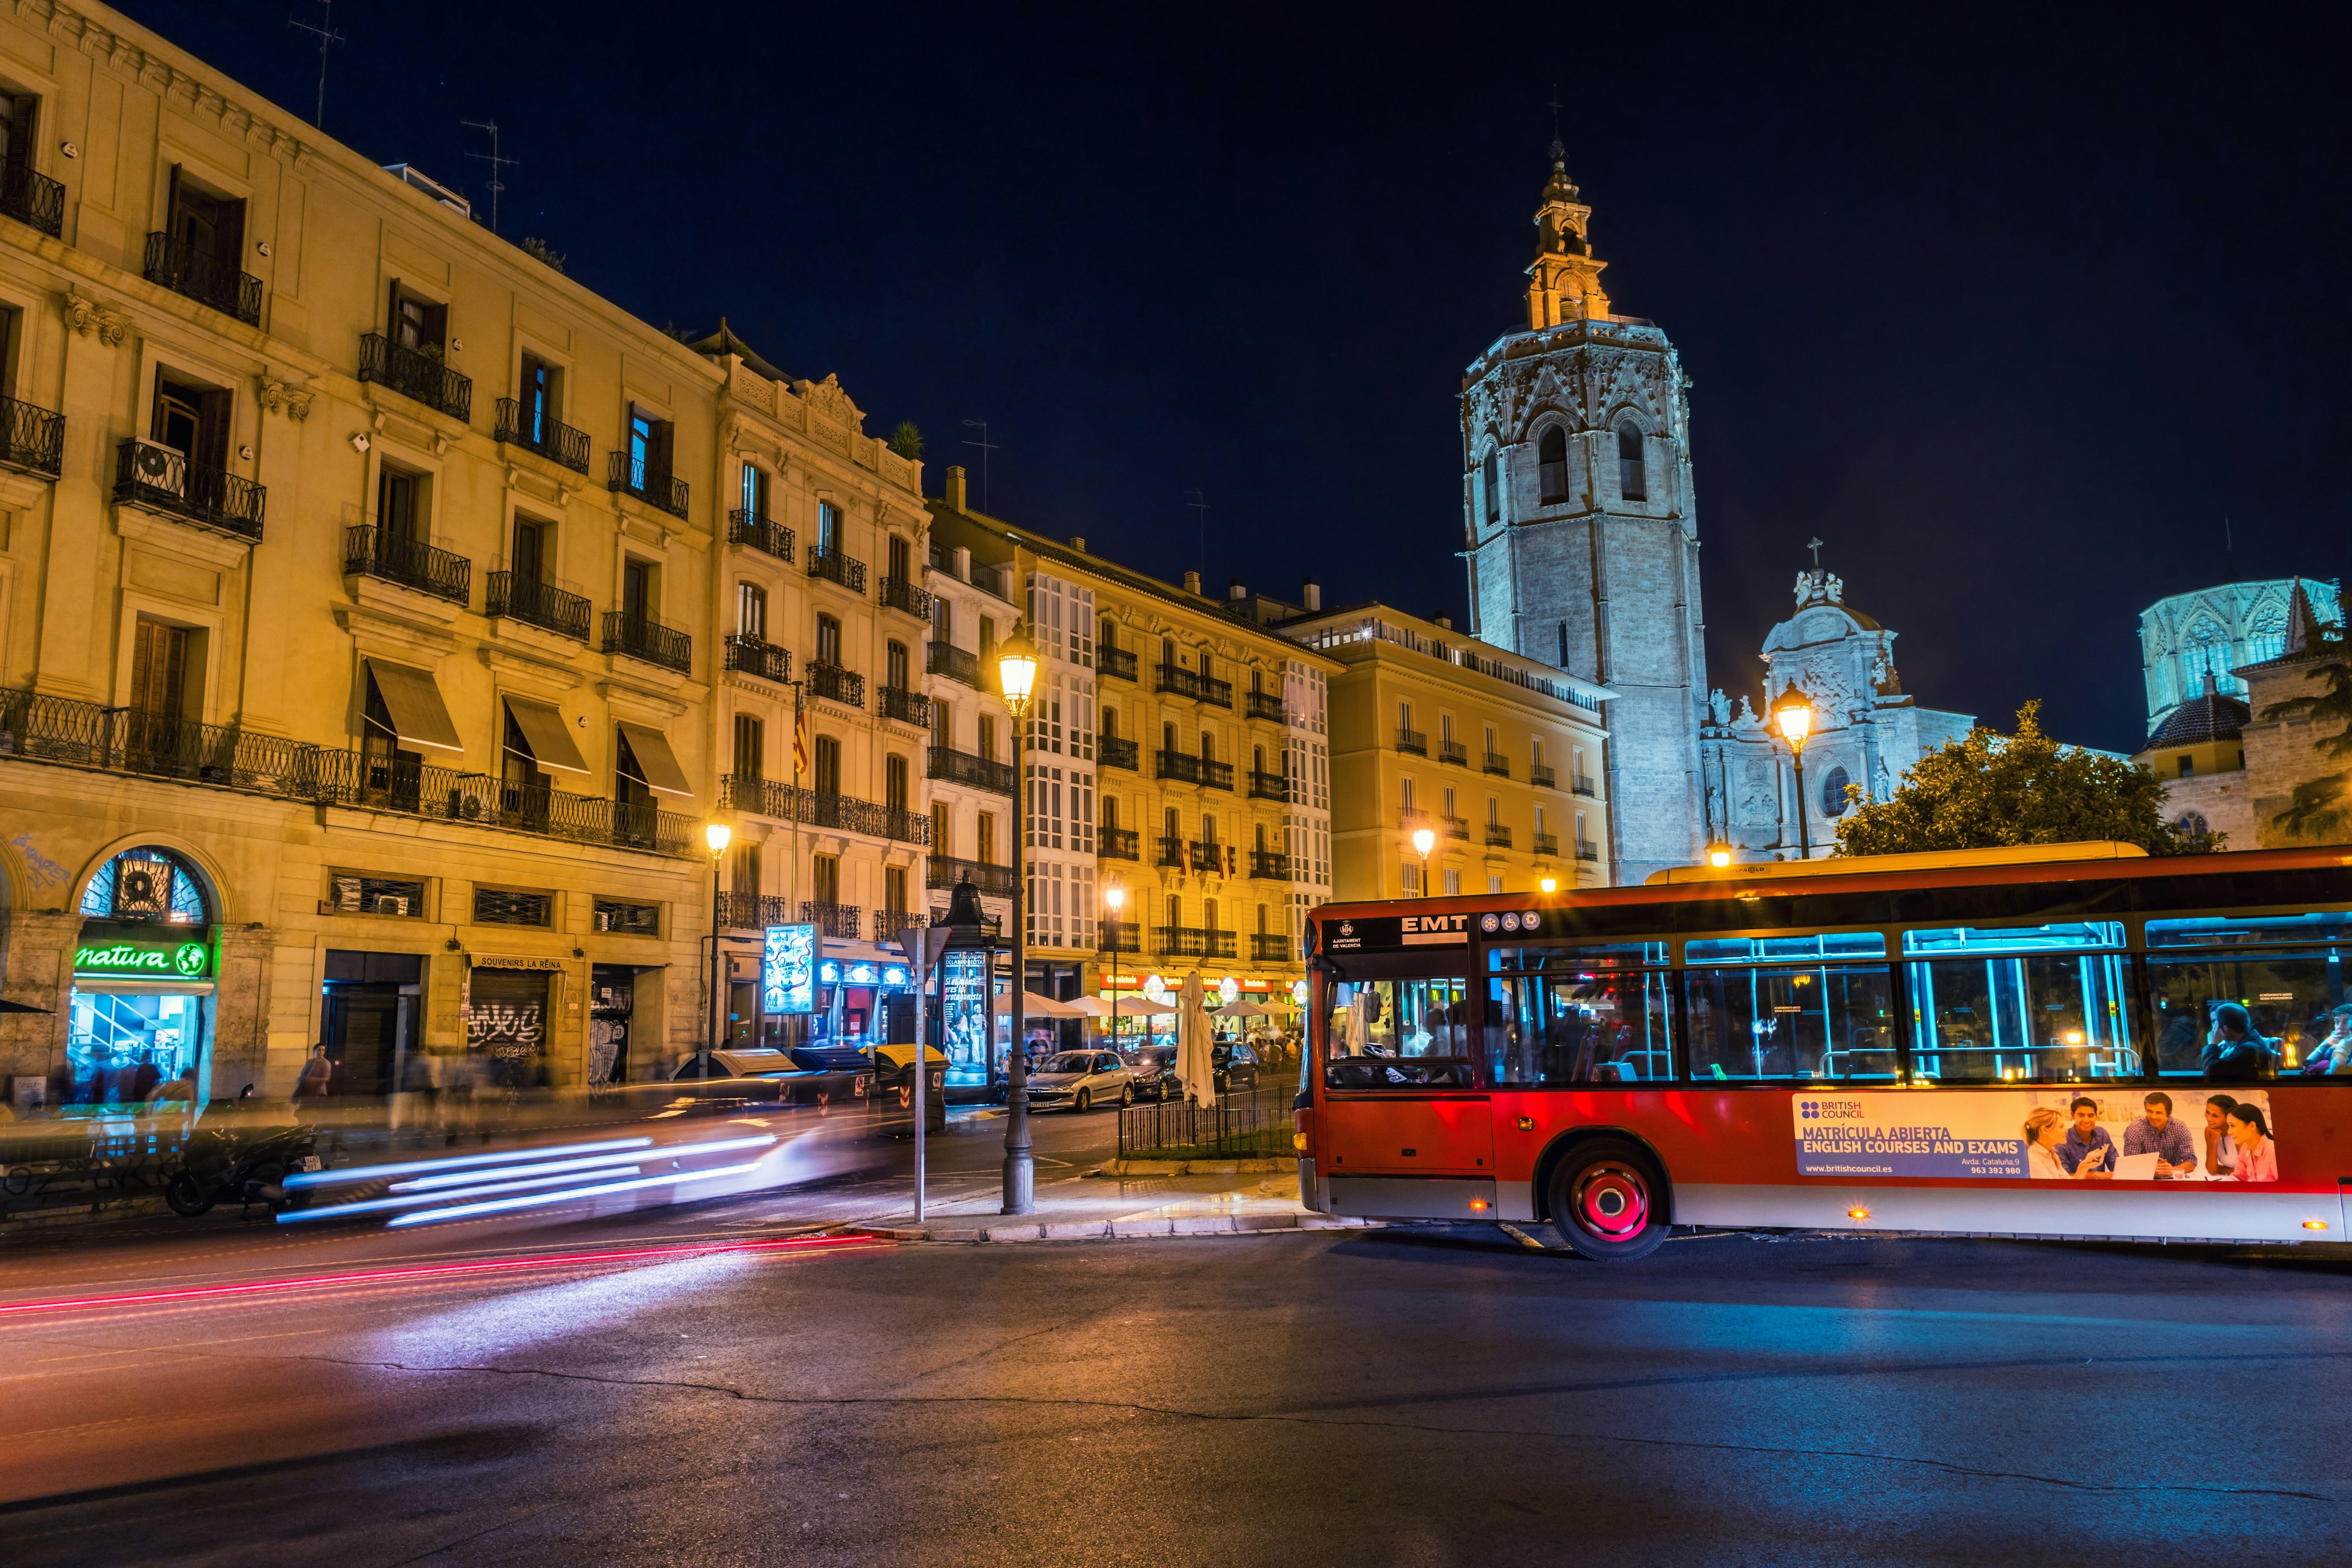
[59,846,219,1110]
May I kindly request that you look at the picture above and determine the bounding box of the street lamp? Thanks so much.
[1538,874,1558,894]
[996,622,1041,1216]
[1411,825,1436,898]
[1771,684,1816,861]
[1103,881,1126,1055]
[1707,840,1734,869]
[703,820,733,1070]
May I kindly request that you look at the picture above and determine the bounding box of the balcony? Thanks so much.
[1250,849,1289,880]
[0,690,700,856]
[1099,735,1140,771]
[342,525,470,607]
[927,640,981,689]
[1484,823,1513,850]
[809,661,865,709]
[718,891,793,930]
[1098,923,1141,954]
[808,545,867,595]
[1155,925,1236,960]
[0,161,64,238]
[1251,932,1292,963]
[1444,815,1471,840]
[488,573,591,641]
[1155,835,1186,869]
[1099,644,1138,682]
[803,900,862,940]
[143,232,262,326]
[1577,839,1601,862]
[1247,769,1289,802]
[927,854,1017,898]
[1244,689,1286,723]
[1483,752,1512,778]
[1395,728,1427,756]
[1573,774,1597,797]
[113,440,265,541]
[601,611,692,674]
[878,684,932,727]
[1189,840,1226,875]
[1154,663,1234,707]
[728,509,796,563]
[1529,763,1556,789]
[928,744,1016,796]
[0,396,64,478]
[494,399,590,473]
[1099,825,1140,861]
[1439,739,1468,766]
[1531,832,1559,858]
[878,575,933,619]
[606,451,689,519]
[720,774,929,843]
[360,334,472,422]
[725,633,791,684]
[1156,749,1234,790]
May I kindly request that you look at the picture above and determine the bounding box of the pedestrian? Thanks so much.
[292,1044,333,1104]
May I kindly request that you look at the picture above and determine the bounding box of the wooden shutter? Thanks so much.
[195,388,232,470]
[216,195,244,273]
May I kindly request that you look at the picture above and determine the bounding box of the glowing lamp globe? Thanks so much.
[995,625,1041,712]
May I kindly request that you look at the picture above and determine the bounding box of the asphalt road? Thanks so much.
[5,1218,2348,1567]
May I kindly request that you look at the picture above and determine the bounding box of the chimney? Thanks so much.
[1183,570,1202,595]
[944,464,967,511]
[1071,537,1087,553]
[1302,578,1321,612]
[1227,577,1246,602]
[1434,612,1453,631]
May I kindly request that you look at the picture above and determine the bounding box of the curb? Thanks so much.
[1095,1158,1294,1177]
[862,1213,1379,1245]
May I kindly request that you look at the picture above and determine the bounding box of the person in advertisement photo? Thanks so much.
[2122,1091,2200,1178]
[2225,1101,2278,1183]
[2052,1096,2117,1178]
[1794,1089,2277,1184]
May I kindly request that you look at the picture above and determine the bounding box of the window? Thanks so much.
[376,463,424,544]
[327,870,428,919]
[1324,975,1474,1088]
[80,845,212,924]
[388,283,447,353]
[1482,449,1501,522]
[130,617,191,722]
[473,886,552,927]
[888,535,910,581]
[519,353,559,445]
[978,714,997,760]
[813,734,841,797]
[812,854,840,905]
[818,500,842,554]
[1400,776,1416,811]
[1819,764,1852,818]
[740,462,767,519]
[1684,962,1897,1083]
[0,90,37,177]
[887,639,910,688]
[815,612,842,666]
[981,617,997,662]
[1199,730,1215,763]
[885,753,910,813]
[1442,869,1461,896]
[977,812,997,865]
[738,582,767,639]
[1616,423,1646,501]
[163,167,245,288]
[884,865,909,919]
[511,514,549,585]
[615,728,655,815]
[151,370,229,469]
[500,706,549,813]
[1538,426,1569,504]
[2177,755,2195,778]
[628,405,674,488]
[733,714,764,778]
[1902,924,2133,1084]
[622,558,655,622]
[932,802,951,856]
[1488,949,1675,1085]
[731,841,762,895]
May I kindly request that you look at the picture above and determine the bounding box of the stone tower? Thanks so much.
[1460,148,1708,886]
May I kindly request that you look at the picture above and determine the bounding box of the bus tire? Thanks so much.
[1547,1138,1671,1261]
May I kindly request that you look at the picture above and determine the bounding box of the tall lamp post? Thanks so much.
[1771,684,1817,861]
[703,820,733,1069]
[1411,825,1436,898]
[1103,881,1126,1054]
[995,622,1041,1216]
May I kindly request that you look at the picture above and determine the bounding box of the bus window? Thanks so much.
[1487,968,1673,1085]
[2146,912,2352,948]
[1684,963,1896,1082]
[2147,952,2339,1079]
[1686,932,1886,962]
[1324,976,1474,1089]
[1901,923,2135,1084]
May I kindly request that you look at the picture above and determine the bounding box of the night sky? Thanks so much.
[122,2,2352,753]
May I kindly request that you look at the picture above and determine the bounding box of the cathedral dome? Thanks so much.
[2144,682,2250,748]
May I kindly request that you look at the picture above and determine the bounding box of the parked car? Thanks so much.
[1212,1041,1261,1094]
[1024,1050,1136,1112]
[1122,1046,1180,1102]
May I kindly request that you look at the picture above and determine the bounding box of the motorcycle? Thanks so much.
[164,1123,324,1217]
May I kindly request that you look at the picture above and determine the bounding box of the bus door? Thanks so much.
[1321,973,1491,1175]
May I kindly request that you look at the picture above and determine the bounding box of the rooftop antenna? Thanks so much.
[1185,489,1210,580]
[462,119,518,234]
[1547,84,1566,164]
[2224,514,2234,553]
[960,420,998,512]
[287,0,344,130]
[1806,535,1823,569]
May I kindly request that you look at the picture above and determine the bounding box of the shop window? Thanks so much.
[472,886,552,927]
[593,898,660,936]
[325,870,427,918]
[80,845,212,925]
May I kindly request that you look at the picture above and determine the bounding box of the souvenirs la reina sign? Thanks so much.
[75,933,214,981]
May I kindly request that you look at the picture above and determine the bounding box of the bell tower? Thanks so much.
[1459,146,1708,886]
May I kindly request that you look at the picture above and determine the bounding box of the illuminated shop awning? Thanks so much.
[366,658,462,753]
[616,722,693,796]
[504,695,588,775]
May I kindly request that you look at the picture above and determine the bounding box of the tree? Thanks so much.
[888,421,924,461]
[1833,701,2212,857]
[2261,624,2352,840]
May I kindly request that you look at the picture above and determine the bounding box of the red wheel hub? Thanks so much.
[1573,1163,1649,1240]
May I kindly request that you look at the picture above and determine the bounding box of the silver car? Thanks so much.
[1023,1050,1136,1112]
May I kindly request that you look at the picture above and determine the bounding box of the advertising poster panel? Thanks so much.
[762,924,816,1014]
[940,949,990,1075]
[1793,1088,2276,1182]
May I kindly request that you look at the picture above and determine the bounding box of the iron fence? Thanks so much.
[1117,1088,1291,1161]
[0,394,63,476]
[359,333,473,421]
[494,398,591,472]
[606,450,689,518]
[0,160,64,237]
[143,231,262,325]
[601,611,693,673]
[728,508,796,562]
[927,744,1016,795]
[114,439,265,540]
[487,572,592,641]
[809,545,869,594]
[344,524,472,606]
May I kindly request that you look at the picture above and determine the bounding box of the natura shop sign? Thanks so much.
[75,933,215,981]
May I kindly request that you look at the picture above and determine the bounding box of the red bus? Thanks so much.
[1296,842,2352,1259]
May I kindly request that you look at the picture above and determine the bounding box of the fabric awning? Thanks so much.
[503,695,587,775]
[616,721,693,797]
[366,658,462,753]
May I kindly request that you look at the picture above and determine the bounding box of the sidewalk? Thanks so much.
[835,1171,1378,1245]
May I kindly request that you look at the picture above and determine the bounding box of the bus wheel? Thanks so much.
[1547,1139,1670,1261]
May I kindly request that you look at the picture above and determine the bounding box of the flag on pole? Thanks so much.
[791,690,810,780]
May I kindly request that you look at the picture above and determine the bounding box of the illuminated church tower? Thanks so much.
[1460,145,1707,885]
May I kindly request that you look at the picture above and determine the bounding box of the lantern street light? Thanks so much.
[703,820,733,1071]
[995,622,1041,1216]
[1707,841,1735,869]
[1539,874,1559,894]
[1103,882,1126,1054]
[1771,684,1817,861]
[1410,825,1436,899]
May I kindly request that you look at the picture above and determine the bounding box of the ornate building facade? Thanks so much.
[2138,577,2342,731]
[1458,148,1706,886]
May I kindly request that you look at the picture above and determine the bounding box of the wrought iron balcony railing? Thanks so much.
[1155,834,1186,869]
[725,633,791,684]
[1395,728,1427,756]
[601,611,692,674]
[1154,925,1236,959]
[113,440,265,541]
[1484,823,1513,849]
[494,399,590,473]
[878,575,933,619]
[1577,839,1601,861]
[927,744,1016,796]
[360,334,472,422]
[1483,752,1512,778]
[0,161,64,238]
[878,684,932,727]
[1098,923,1141,954]
[1099,735,1140,771]
[487,572,592,641]
[1155,749,1234,790]
[718,891,794,930]
[0,395,64,477]
[1155,662,1234,707]
[809,661,865,709]
[926,640,981,688]
[1099,644,1138,682]
[1250,849,1289,880]
[808,545,867,594]
[803,900,861,940]
[143,232,262,325]
[1251,933,1292,963]
[1531,832,1559,858]
[606,450,689,518]
[927,854,1018,897]
[727,508,795,563]
[1247,769,1289,802]
[343,525,470,606]
[1190,840,1226,875]
[1244,689,1286,723]
[1444,815,1471,840]
[1439,739,1468,766]
[1529,763,1557,789]
[1099,826,1139,861]
[1572,774,1597,797]
[720,774,929,843]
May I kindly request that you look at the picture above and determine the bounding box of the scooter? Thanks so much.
[164,1123,324,1217]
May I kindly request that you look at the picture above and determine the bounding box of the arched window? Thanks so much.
[1482,449,1501,522]
[81,845,213,925]
[1538,427,1569,504]
[1616,423,1647,502]
[1819,764,1853,818]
